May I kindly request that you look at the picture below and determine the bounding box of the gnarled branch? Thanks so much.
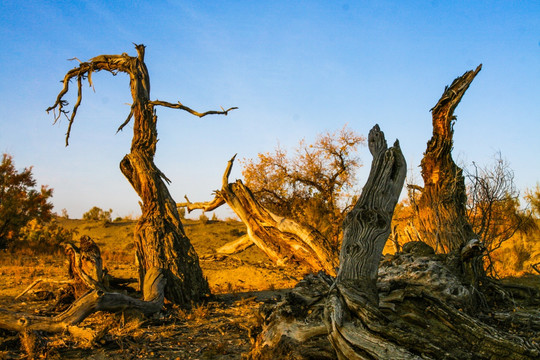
[149,100,237,118]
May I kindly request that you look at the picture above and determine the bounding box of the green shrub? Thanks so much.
[12,219,77,254]
[0,153,53,249]
[82,206,113,222]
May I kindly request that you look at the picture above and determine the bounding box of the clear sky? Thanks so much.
[0,1,538,219]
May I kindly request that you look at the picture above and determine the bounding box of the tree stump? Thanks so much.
[248,124,539,360]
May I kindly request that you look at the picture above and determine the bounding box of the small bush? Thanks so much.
[178,207,186,220]
[60,208,69,219]
[11,219,77,254]
[199,213,209,224]
[82,206,113,222]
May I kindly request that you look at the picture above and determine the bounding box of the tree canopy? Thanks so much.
[0,154,53,249]
[241,125,365,245]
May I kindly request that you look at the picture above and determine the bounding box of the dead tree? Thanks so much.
[248,125,539,360]
[65,236,105,297]
[0,267,165,342]
[177,155,339,275]
[46,44,235,305]
[412,65,482,253]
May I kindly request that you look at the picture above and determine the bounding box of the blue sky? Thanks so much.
[0,1,538,219]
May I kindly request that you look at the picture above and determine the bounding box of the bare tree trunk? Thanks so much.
[336,125,407,304]
[178,155,339,275]
[248,124,539,360]
[413,65,482,253]
[65,236,106,297]
[47,45,235,305]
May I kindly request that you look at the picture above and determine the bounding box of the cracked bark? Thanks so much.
[47,44,235,305]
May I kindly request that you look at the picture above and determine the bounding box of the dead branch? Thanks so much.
[0,268,165,341]
[217,235,253,255]
[177,194,226,213]
[149,100,237,118]
[178,154,339,275]
[15,279,73,301]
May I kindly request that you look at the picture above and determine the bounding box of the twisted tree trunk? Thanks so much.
[178,155,339,275]
[249,124,539,360]
[413,65,482,253]
[47,44,235,305]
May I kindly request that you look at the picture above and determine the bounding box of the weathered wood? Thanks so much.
[336,124,407,304]
[248,124,539,360]
[414,65,482,253]
[178,155,339,275]
[65,235,106,297]
[216,235,253,255]
[0,268,166,341]
[47,45,234,305]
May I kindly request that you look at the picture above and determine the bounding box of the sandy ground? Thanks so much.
[0,219,311,359]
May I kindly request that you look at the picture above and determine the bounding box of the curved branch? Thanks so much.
[46,54,135,145]
[223,154,237,188]
[149,100,237,118]
[177,194,226,213]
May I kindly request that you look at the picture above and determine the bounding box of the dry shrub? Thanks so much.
[199,213,209,225]
[9,219,76,255]
[490,231,540,277]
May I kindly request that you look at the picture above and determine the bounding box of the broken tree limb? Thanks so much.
[414,65,482,253]
[178,155,339,275]
[0,267,166,341]
[15,279,73,301]
[216,235,253,255]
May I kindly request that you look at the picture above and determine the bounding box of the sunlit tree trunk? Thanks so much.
[413,65,482,253]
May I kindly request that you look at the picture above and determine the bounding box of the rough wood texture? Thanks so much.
[249,124,539,360]
[413,65,482,253]
[178,155,338,275]
[47,45,234,305]
[65,235,106,296]
[216,235,253,255]
[336,124,407,304]
[0,268,165,341]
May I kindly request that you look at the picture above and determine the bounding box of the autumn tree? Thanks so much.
[465,153,536,271]
[46,44,235,306]
[242,125,365,246]
[526,184,540,217]
[0,153,53,249]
